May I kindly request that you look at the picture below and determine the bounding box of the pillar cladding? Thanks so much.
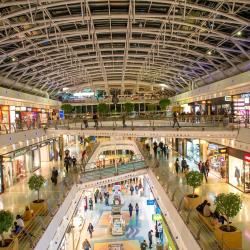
[0,155,4,193]
[143,176,150,197]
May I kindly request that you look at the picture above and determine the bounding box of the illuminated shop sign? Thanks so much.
[241,93,250,98]
[225,96,232,102]
[152,214,162,221]
[244,154,250,162]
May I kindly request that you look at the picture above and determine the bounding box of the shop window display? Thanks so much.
[207,144,228,179]
[229,156,244,191]
[187,140,200,163]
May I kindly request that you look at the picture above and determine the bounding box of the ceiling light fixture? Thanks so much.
[236,30,242,36]
[207,51,212,55]
[12,57,16,62]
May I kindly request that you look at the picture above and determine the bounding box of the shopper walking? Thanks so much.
[148,230,153,249]
[93,112,98,128]
[87,223,94,238]
[165,145,169,159]
[153,143,158,158]
[128,203,133,217]
[130,185,134,195]
[198,160,202,172]
[201,162,208,183]
[181,157,187,173]
[175,158,180,174]
[205,159,210,178]
[135,203,139,217]
[72,156,77,168]
[51,167,59,185]
[64,156,71,173]
[82,239,91,250]
[83,116,88,128]
[172,111,180,128]
[89,197,93,210]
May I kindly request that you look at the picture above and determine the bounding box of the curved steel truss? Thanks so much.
[0,0,249,97]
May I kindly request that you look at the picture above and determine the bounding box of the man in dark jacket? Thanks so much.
[148,230,153,248]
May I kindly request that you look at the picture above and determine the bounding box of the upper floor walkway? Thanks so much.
[0,115,250,153]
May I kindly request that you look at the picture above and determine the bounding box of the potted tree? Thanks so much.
[0,210,18,250]
[184,171,203,209]
[97,103,109,119]
[214,193,242,249]
[159,98,171,111]
[28,174,47,214]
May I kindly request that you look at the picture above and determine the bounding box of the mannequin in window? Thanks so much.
[235,166,240,186]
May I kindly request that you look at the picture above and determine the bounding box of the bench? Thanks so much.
[198,212,219,231]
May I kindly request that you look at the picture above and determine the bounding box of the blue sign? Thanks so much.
[156,206,161,214]
[147,199,155,205]
[59,110,64,119]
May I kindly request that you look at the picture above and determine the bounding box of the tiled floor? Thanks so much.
[74,187,174,250]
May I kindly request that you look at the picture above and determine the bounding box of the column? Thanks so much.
[143,176,150,197]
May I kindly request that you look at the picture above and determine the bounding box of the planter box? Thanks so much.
[0,238,18,250]
[214,226,242,250]
[30,200,48,215]
[184,195,202,210]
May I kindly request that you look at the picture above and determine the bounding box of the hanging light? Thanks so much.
[207,51,212,55]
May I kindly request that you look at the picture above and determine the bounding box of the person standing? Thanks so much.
[165,146,169,159]
[128,203,133,217]
[89,197,93,210]
[72,156,77,168]
[83,116,88,128]
[158,222,163,244]
[201,162,208,183]
[87,223,94,238]
[64,156,71,173]
[175,158,180,174]
[93,112,98,128]
[130,185,134,195]
[172,111,180,128]
[153,143,158,158]
[51,167,59,185]
[198,160,202,173]
[135,203,139,217]
[181,157,187,173]
[205,159,210,178]
[148,230,153,249]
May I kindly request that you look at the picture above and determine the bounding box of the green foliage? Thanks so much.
[147,103,157,112]
[159,98,171,110]
[0,210,13,235]
[61,104,73,114]
[123,102,134,113]
[215,193,242,229]
[97,103,109,115]
[28,174,45,201]
[186,171,203,196]
[75,106,82,113]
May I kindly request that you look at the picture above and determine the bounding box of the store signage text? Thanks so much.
[147,199,155,205]
[241,93,250,98]
[225,96,232,102]
[152,214,162,221]
[244,154,250,162]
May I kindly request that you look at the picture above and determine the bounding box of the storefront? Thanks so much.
[0,105,10,129]
[186,139,200,163]
[228,148,250,192]
[207,144,228,179]
[0,156,4,193]
[232,93,250,122]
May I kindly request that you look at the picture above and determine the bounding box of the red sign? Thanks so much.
[244,154,250,162]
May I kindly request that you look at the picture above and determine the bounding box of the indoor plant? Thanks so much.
[184,170,203,209]
[97,103,109,118]
[159,98,171,110]
[0,210,18,250]
[214,193,242,249]
[28,174,47,214]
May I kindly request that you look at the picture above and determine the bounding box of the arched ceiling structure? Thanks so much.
[0,0,249,98]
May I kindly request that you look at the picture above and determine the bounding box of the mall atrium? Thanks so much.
[0,1,250,250]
